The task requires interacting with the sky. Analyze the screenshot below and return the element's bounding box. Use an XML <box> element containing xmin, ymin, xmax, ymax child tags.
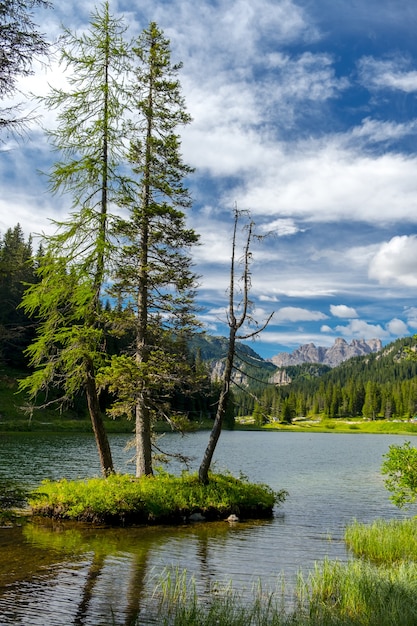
<box><xmin>2</xmin><ymin>0</ymin><xmax>417</xmax><ymax>360</ymax></box>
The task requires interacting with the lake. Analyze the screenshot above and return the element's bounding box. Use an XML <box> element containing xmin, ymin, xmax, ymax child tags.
<box><xmin>0</xmin><ymin>430</ymin><xmax>412</xmax><ymax>625</ymax></box>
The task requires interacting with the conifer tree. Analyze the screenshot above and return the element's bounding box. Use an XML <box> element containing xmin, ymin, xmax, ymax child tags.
<box><xmin>0</xmin><ymin>0</ymin><xmax>50</xmax><ymax>135</ymax></box>
<box><xmin>20</xmin><ymin>2</ymin><xmax>131</xmax><ymax>475</ymax></box>
<box><xmin>0</xmin><ymin>224</ymin><xmax>36</xmax><ymax>365</ymax></box>
<box><xmin>100</xmin><ymin>22</ymin><xmax>199</xmax><ymax>477</ymax></box>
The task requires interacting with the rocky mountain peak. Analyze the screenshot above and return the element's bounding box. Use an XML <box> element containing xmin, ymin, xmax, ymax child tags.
<box><xmin>270</xmin><ymin>338</ymin><xmax>382</xmax><ymax>368</ymax></box>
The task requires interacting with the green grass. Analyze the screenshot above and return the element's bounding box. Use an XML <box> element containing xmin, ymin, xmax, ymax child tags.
<box><xmin>260</xmin><ymin>417</ymin><xmax>417</xmax><ymax>435</ymax></box>
<box><xmin>302</xmin><ymin>558</ymin><xmax>417</xmax><ymax>626</ymax></box>
<box><xmin>147</xmin><ymin>559</ymin><xmax>417</xmax><ymax>626</ymax></box>
<box><xmin>345</xmin><ymin>518</ymin><xmax>417</xmax><ymax>564</ymax></box>
<box><xmin>29</xmin><ymin>471</ymin><xmax>286</xmax><ymax>525</ymax></box>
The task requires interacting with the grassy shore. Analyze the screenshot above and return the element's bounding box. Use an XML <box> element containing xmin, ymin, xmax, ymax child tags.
<box><xmin>238</xmin><ymin>416</ymin><xmax>417</xmax><ymax>436</ymax></box>
<box><xmin>145</xmin><ymin>557</ymin><xmax>417</xmax><ymax>626</ymax></box>
<box><xmin>345</xmin><ymin>517</ymin><xmax>417</xmax><ymax>564</ymax></box>
<box><xmin>3</xmin><ymin>414</ymin><xmax>417</xmax><ymax>435</ymax></box>
<box><xmin>144</xmin><ymin>516</ymin><xmax>417</xmax><ymax>625</ymax></box>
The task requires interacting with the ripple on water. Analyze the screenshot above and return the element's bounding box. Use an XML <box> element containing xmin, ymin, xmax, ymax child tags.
<box><xmin>0</xmin><ymin>431</ymin><xmax>412</xmax><ymax>625</ymax></box>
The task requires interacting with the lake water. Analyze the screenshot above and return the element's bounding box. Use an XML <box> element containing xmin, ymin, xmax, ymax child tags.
<box><xmin>0</xmin><ymin>430</ymin><xmax>413</xmax><ymax>625</ymax></box>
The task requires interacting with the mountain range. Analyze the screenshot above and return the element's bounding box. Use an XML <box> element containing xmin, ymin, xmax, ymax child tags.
<box><xmin>190</xmin><ymin>335</ymin><xmax>384</xmax><ymax>383</ymax></box>
<box><xmin>269</xmin><ymin>338</ymin><xmax>383</xmax><ymax>369</ymax></box>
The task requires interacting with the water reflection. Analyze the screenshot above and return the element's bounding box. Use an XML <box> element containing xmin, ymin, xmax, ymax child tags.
<box><xmin>0</xmin><ymin>518</ymin><xmax>275</xmax><ymax>625</ymax></box>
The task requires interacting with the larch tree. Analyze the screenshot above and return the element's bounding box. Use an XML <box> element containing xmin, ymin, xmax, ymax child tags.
<box><xmin>0</xmin><ymin>0</ymin><xmax>50</xmax><ymax>136</ymax></box>
<box><xmin>20</xmin><ymin>1</ymin><xmax>132</xmax><ymax>476</ymax></box>
<box><xmin>199</xmin><ymin>209</ymin><xmax>273</xmax><ymax>484</ymax></box>
<box><xmin>100</xmin><ymin>22</ymin><xmax>199</xmax><ymax>477</ymax></box>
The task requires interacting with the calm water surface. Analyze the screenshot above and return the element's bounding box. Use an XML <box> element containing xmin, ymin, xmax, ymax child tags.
<box><xmin>0</xmin><ymin>430</ymin><xmax>412</xmax><ymax>625</ymax></box>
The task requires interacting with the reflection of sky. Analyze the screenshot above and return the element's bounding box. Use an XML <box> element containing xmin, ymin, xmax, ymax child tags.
<box><xmin>3</xmin><ymin>0</ymin><xmax>417</xmax><ymax>358</ymax></box>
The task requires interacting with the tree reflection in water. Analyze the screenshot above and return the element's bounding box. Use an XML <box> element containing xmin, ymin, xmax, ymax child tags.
<box><xmin>0</xmin><ymin>518</ymin><xmax>261</xmax><ymax>625</ymax></box>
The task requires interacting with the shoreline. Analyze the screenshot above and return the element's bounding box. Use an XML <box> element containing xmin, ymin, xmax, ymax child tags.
<box><xmin>2</xmin><ymin>417</ymin><xmax>417</xmax><ymax>436</ymax></box>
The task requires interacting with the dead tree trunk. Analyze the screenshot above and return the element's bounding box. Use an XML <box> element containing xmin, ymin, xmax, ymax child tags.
<box><xmin>198</xmin><ymin>209</ymin><xmax>273</xmax><ymax>484</ymax></box>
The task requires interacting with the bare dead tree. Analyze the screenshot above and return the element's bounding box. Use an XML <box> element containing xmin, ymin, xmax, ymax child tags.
<box><xmin>198</xmin><ymin>208</ymin><xmax>274</xmax><ymax>484</ymax></box>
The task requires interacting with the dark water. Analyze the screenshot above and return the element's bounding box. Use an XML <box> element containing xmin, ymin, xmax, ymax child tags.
<box><xmin>0</xmin><ymin>431</ymin><xmax>412</xmax><ymax>625</ymax></box>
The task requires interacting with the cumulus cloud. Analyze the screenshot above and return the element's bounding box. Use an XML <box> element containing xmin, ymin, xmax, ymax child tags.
<box><xmin>330</xmin><ymin>304</ymin><xmax>359</xmax><ymax>318</ymax></box>
<box><xmin>335</xmin><ymin>319</ymin><xmax>390</xmax><ymax>339</ymax></box>
<box><xmin>368</xmin><ymin>235</ymin><xmax>417</xmax><ymax>286</ymax></box>
<box><xmin>320</xmin><ymin>325</ymin><xmax>334</xmax><ymax>333</ymax></box>
<box><xmin>386</xmin><ymin>318</ymin><xmax>409</xmax><ymax>335</ymax></box>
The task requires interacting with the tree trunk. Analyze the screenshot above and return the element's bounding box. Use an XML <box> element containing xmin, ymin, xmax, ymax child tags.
<box><xmin>135</xmin><ymin>388</ymin><xmax>153</xmax><ymax>476</ymax></box>
<box><xmin>85</xmin><ymin>361</ymin><xmax>114</xmax><ymax>476</ymax></box>
<box><xmin>199</xmin><ymin>334</ymin><xmax>235</xmax><ymax>484</ymax></box>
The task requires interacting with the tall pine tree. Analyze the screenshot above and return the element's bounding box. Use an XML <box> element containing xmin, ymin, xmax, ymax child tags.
<box><xmin>20</xmin><ymin>2</ymin><xmax>132</xmax><ymax>475</ymax></box>
<box><xmin>101</xmin><ymin>23</ymin><xmax>199</xmax><ymax>477</ymax></box>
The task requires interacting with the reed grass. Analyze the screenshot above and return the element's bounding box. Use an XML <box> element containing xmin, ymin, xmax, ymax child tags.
<box><xmin>153</xmin><ymin>568</ymin><xmax>287</xmax><ymax>626</ymax></box>
<box><xmin>304</xmin><ymin>558</ymin><xmax>417</xmax><ymax>626</ymax></box>
<box><xmin>345</xmin><ymin>517</ymin><xmax>417</xmax><ymax>564</ymax></box>
<box><xmin>149</xmin><ymin>559</ymin><xmax>417</xmax><ymax>626</ymax></box>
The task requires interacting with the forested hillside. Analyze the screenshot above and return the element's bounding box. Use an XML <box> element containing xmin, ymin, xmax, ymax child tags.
<box><xmin>235</xmin><ymin>336</ymin><xmax>417</xmax><ymax>422</ymax></box>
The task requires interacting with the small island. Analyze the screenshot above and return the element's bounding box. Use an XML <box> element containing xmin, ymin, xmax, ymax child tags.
<box><xmin>28</xmin><ymin>472</ymin><xmax>287</xmax><ymax>526</ymax></box>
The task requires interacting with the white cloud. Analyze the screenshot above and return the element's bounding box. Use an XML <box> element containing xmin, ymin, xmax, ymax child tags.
<box><xmin>258</xmin><ymin>218</ymin><xmax>302</xmax><ymax>236</ymax></box>
<box><xmin>275</xmin><ymin>307</ymin><xmax>328</xmax><ymax>322</ymax></box>
<box><xmin>386</xmin><ymin>318</ymin><xmax>409</xmax><ymax>335</ymax></box>
<box><xmin>263</xmin><ymin>51</ymin><xmax>349</xmax><ymax>107</ymax></box>
<box><xmin>259</xmin><ymin>295</ymin><xmax>280</xmax><ymax>302</ymax></box>
<box><xmin>349</xmin><ymin>118</ymin><xmax>417</xmax><ymax>145</ymax></box>
<box><xmin>404</xmin><ymin>307</ymin><xmax>417</xmax><ymax>329</ymax></box>
<box><xmin>253</xmin><ymin>330</ymin><xmax>336</xmax><ymax>348</ymax></box>
<box><xmin>369</xmin><ymin>235</ymin><xmax>417</xmax><ymax>287</ymax></box>
<box><xmin>330</xmin><ymin>304</ymin><xmax>359</xmax><ymax>318</ymax></box>
<box><xmin>335</xmin><ymin>319</ymin><xmax>390</xmax><ymax>339</ymax></box>
<box><xmin>229</xmin><ymin>143</ymin><xmax>417</xmax><ymax>225</ymax></box>
<box><xmin>358</xmin><ymin>56</ymin><xmax>417</xmax><ymax>93</ymax></box>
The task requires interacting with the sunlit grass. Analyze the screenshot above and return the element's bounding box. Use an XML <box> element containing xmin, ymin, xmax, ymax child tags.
<box><xmin>148</xmin><ymin>560</ymin><xmax>417</xmax><ymax>626</ymax></box>
<box><xmin>29</xmin><ymin>471</ymin><xmax>285</xmax><ymax>524</ymax></box>
<box><xmin>303</xmin><ymin>558</ymin><xmax>417</xmax><ymax>626</ymax></box>
<box><xmin>345</xmin><ymin>518</ymin><xmax>417</xmax><ymax>564</ymax></box>
<box><xmin>260</xmin><ymin>417</ymin><xmax>417</xmax><ymax>435</ymax></box>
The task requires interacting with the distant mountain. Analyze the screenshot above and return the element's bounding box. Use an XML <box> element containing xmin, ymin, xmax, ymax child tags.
<box><xmin>270</xmin><ymin>337</ymin><xmax>383</xmax><ymax>369</ymax></box>
<box><xmin>189</xmin><ymin>334</ymin><xmax>275</xmax><ymax>385</ymax></box>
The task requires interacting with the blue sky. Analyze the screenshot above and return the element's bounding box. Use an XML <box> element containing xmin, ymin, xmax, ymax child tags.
<box><xmin>2</xmin><ymin>0</ymin><xmax>417</xmax><ymax>359</ymax></box>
